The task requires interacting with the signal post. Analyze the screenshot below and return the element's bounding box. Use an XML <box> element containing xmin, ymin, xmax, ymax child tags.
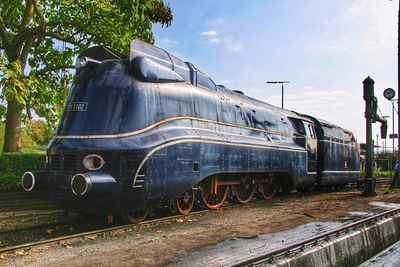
<box><xmin>363</xmin><ymin>77</ymin><xmax>388</xmax><ymax>196</ymax></box>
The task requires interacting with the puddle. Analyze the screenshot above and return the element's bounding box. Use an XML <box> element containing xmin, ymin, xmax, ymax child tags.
<box><xmin>361</xmin><ymin>240</ymin><xmax>400</xmax><ymax>266</ymax></box>
<box><xmin>341</xmin><ymin>211</ymin><xmax>376</xmax><ymax>221</ymax></box>
<box><xmin>369</xmin><ymin>202</ymin><xmax>400</xmax><ymax>209</ymax></box>
<box><xmin>348</xmin><ymin>211</ymin><xmax>371</xmax><ymax>216</ymax></box>
<box><xmin>169</xmin><ymin>221</ymin><xmax>342</xmax><ymax>267</ymax></box>
<box><xmin>237</xmin><ymin>235</ymin><xmax>258</xmax><ymax>240</ymax></box>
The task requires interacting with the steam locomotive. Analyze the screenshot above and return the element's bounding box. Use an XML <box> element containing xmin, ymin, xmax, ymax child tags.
<box><xmin>22</xmin><ymin>40</ymin><xmax>360</xmax><ymax>223</ymax></box>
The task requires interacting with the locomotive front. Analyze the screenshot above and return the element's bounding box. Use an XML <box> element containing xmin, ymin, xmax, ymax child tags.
<box><xmin>21</xmin><ymin>47</ymin><xmax>154</xmax><ymax>216</ymax></box>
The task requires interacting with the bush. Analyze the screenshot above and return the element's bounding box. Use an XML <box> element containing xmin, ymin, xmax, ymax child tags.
<box><xmin>0</xmin><ymin>121</ymin><xmax>4</xmax><ymax>151</ymax></box>
<box><xmin>0</xmin><ymin>152</ymin><xmax>46</xmax><ymax>191</ymax></box>
<box><xmin>360</xmin><ymin>169</ymin><xmax>393</xmax><ymax>178</ymax></box>
<box><xmin>373</xmin><ymin>170</ymin><xmax>393</xmax><ymax>178</ymax></box>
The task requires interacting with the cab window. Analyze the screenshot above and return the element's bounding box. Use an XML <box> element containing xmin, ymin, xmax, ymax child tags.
<box><xmin>304</xmin><ymin>123</ymin><xmax>317</xmax><ymax>139</ymax></box>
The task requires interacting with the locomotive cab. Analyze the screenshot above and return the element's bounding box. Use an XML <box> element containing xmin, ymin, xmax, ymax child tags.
<box><xmin>287</xmin><ymin>116</ymin><xmax>318</xmax><ymax>178</ymax></box>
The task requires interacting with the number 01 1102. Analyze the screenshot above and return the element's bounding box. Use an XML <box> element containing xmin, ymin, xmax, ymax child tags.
<box><xmin>68</xmin><ymin>102</ymin><xmax>88</xmax><ymax>112</ymax></box>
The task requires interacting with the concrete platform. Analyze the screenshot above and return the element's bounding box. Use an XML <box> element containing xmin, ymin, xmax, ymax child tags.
<box><xmin>171</xmin><ymin>203</ymin><xmax>400</xmax><ymax>267</ymax></box>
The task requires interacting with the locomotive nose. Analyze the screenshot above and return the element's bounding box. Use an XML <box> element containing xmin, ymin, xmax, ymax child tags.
<box><xmin>71</xmin><ymin>172</ymin><xmax>116</xmax><ymax>196</ymax></box>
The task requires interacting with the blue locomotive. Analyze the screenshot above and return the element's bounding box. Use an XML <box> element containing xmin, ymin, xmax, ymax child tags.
<box><xmin>22</xmin><ymin>40</ymin><xmax>360</xmax><ymax>223</ymax></box>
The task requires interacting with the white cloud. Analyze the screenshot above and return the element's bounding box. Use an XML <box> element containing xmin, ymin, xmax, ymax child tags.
<box><xmin>300</xmin><ymin>0</ymin><xmax>397</xmax><ymax>142</ymax></box>
<box><xmin>201</xmin><ymin>30</ymin><xmax>218</xmax><ymax>37</ymax></box>
<box><xmin>155</xmin><ymin>38</ymin><xmax>179</xmax><ymax>48</ymax></box>
<box><xmin>224</xmin><ymin>39</ymin><xmax>242</xmax><ymax>51</ymax></box>
<box><xmin>210</xmin><ymin>38</ymin><xmax>221</xmax><ymax>44</ymax></box>
<box><xmin>305</xmin><ymin>0</ymin><xmax>396</xmax><ymax>62</ymax></box>
<box><xmin>218</xmin><ymin>80</ymin><xmax>231</xmax><ymax>85</ymax></box>
<box><xmin>200</xmin><ymin>29</ymin><xmax>242</xmax><ymax>52</ymax></box>
<box><xmin>206</xmin><ymin>17</ymin><xmax>226</xmax><ymax>26</ymax></box>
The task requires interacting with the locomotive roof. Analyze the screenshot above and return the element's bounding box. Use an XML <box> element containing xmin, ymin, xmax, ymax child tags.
<box><xmin>79</xmin><ymin>45</ymin><xmax>127</xmax><ymax>61</ymax></box>
<box><xmin>129</xmin><ymin>40</ymin><xmax>291</xmax><ymax>115</ymax></box>
<box><xmin>309</xmin><ymin>117</ymin><xmax>355</xmax><ymax>141</ymax></box>
<box><xmin>79</xmin><ymin>40</ymin><xmax>355</xmax><ymax>142</ymax></box>
<box><xmin>130</xmin><ymin>39</ymin><xmax>217</xmax><ymax>90</ymax></box>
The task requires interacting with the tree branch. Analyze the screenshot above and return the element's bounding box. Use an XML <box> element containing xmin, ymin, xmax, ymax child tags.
<box><xmin>21</xmin><ymin>0</ymin><xmax>34</xmax><ymax>30</ymax></box>
<box><xmin>46</xmin><ymin>31</ymin><xmax>80</xmax><ymax>45</ymax></box>
<box><xmin>34</xmin><ymin>65</ymin><xmax>75</xmax><ymax>77</ymax></box>
<box><xmin>14</xmin><ymin>0</ymin><xmax>47</xmax><ymax>56</ymax></box>
<box><xmin>32</xmin><ymin>0</ymin><xmax>46</xmax><ymax>31</ymax></box>
<box><xmin>20</xmin><ymin>38</ymin><xmax>32</xmax><ymax>72</ymax></box>
<box><xmin>0</xmin><ymin>15</ymin><xmax>11</xmax><ymax>56</ymax></box>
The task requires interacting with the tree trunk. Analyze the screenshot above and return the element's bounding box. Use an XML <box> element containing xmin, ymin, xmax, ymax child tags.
<box><xmin>3</xmin><ymin>99</ymin><xmax>24</xmax><ymax>152</ymax></box>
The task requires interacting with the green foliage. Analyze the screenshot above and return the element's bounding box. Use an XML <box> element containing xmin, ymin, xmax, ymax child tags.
<box><xmin>373</xmin><ymin>170</ymin><xmax>393</xmax><ymax>178</ymax></box>
<box><xmin>0</xmin><ymin>58</ymin><xmax>40</xmax><ymax>105</ymax></box>
<box><xmin>26</xmin><ymin>120</ymin><xmax>53</xmax><ymax>146</ymax></box>
<box><xmin>375</xmin><ymin>153</ymin><xmax>396</xmax><ymax>160</ymax></box>
<box><xmin>0</xmin><ymin>119</ymin><xmax>52</xmax><ymax>150</ymax></box>
<box><xmin>360</xmin><ymin>169</ymin><xmax>393</xmax><ymax>178</ymax></box>
<box><xmin>0</xmin><ymin>104</ymin><xmax>5</xmax><ymax>121</ymax></box>
<box><xmin>0</xmin><ymin>152</ymin><xmax>45</xmax><ymax>191</ymax></box>
<box><xmin>19</xmin><ymin>120</ymin><xmax>53</xmax><ymax>149</ymax></box>
<box><xmin>0</xmin><ymin>121</ymin><xmax>4</xmax><ymax>151</ymax></box>
<box><xmin>0</xmin><ymin>0</ymin><xmax>173</xmax><ymax>151</ymax></box>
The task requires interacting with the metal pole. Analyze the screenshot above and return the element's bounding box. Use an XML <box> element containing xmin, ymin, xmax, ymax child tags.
<box><xmin>396</xmin><ymin>0</ymin><xmax>400</xmax><ymax>187</ymax></box>
<box><xmin>366</xmin><ymin>106</ymin><xmax>374</xmax><ymax>179</ymax></box>
<box><xmin>392</xmin><ymin>100</ymin><xmax>395</xmax><ymax>176</ymax></box>
<box><xmin>363</xmin><ymin>76</ymin><xmax>376</xmax><ymax>196</ymax></box>
<box><xmin>266</xmin><ymin>81</ymin><xmax>290</xmax><ymax>109</ymax></box>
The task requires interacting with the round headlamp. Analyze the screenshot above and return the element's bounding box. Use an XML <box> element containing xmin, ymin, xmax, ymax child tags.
<box><xmin>83</xmin><ymin>154</ymin><xmax>105</xmax><ymax>171</ymax></box>
<box><xmin>75</xmin><ymin>56</ymin><xmax>89</xmax><ymax>69</ymax></box>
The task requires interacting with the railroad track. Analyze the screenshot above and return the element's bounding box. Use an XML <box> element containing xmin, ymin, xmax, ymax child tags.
<box><xmin>0</xmin><ymin>190</ymin><xmax>304</xmax><ymax>253</ymax></box>
<box><xmin>0</xmin><ymin>186</ymin><xmax>320</xmax><ymax>251</ymax></box>
<box><xmin>0</xmin><ymin>183</ymin><xmax>392</xmax><ymax>254</ymax></box>
<box><xmin>374</xmin><ymin>177</ymin><xmax>393</xmax><ymax>185</ymax></box>
<box><xmin>231</xmin><ymin>207</ymin><xmax>400</xmax><ymax>267</ymax></box>
<box><xmin>0</xmin><ymin>206</ymin><xmax>216</xmax><ymax>255</ymax></box>
<box><xmin>0</xmin><ymin>188</ymin><xmax>363</xmax><ymax>254</ymax></box>
<box><xmin>0</xmin><ymin>192</ymin><xmax>56</xmax><ymax>212</ymax></box>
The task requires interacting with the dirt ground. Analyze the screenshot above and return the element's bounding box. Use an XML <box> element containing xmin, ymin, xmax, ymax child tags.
<box><xmin>1</xmin><ymin>188</ymin><xmax>400</xmax><ymax>267</ymax></box>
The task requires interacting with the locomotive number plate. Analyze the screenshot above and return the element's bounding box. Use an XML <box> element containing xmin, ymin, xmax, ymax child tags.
<box><xmin>68</xmin><ymin>102</ymin><xmax>88</xmax><ymax>112</ymax></box>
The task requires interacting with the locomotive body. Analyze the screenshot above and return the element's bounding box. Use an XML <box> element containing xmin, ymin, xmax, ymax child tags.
<box><xmin>22</xmin><ymin>40</ymin><xmax>360</xmax><ymax>219</ymax></box>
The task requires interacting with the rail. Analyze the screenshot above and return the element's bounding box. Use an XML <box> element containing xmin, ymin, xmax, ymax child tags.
<box><xmin>232</xmin><ymin>207</ymin><xmax>400</xmax><ymax>266</ymax></box>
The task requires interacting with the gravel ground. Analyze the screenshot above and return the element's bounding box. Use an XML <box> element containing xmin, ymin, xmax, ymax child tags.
<box><xmin>1</xmin><ymin>189</ymin><xmax>399</xmax><ymax>266</ymax></box>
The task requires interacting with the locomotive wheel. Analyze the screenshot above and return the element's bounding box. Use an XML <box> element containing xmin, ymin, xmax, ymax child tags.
<box><xmin>233</xmin><ymin>182</ymin><xmax>256</xmax><ymax>204</ymax></box>
<box><xmin>122</xmin><ymin>210</ymin><xmax>149</xmax><ymax>224</ymax></box>
<box><xmin>175</xmin><ymin>188</ymin><xmax>195</xmax><ymax>215</ymax></box>
<box><xmin>260</xmin><ymin>180</ymin><xmax>276</xmax><ymax>200</ymax></box>
<box><xmin>200</xmin><ymin>178</ymin><xmax>229</xmax><ymax>210</ymax></box>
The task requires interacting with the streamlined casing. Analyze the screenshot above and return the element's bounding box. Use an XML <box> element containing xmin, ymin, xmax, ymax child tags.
<box><xmin>24</xmin><ymin>40</ymin><xmax>360</xmax><ymax>215</ymax></box>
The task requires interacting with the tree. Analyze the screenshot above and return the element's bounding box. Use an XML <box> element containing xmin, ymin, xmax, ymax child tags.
<box><xmin>0</xmin><ymin>0</ymin><xmax>172</xmax><ymax>152</ymax></box>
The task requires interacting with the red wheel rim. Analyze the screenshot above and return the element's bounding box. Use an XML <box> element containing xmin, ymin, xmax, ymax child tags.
<box><xmin>200</xmin><ymin>179</ymin><xmax>229</xmax><ymax>210</ymax></box>
<box><xmin>233</xmin><ymin>183</ymin><xmax>256</xmax><ymax>204</ymax></box>
<box><xmin>260</xmin><ymin>182</ymin><xmax>276</xmax><ymax>200</ymax></box>
<box><xmin>175</xmin><ymin>188</ymin><xmax>195</xmax><ymax>215</ymax></box>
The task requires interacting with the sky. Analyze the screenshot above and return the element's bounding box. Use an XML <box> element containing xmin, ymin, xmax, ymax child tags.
<box><xmin>152</xmin><ymin>0</ymin><xmax>398</xmax><ymax>149</ymax></box>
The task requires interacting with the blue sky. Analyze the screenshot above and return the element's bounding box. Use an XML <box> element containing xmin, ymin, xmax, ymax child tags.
<box><xmin>153</xmin><ymin>0</ymin><xmax>398</xmax><ymax>148</ymax></box>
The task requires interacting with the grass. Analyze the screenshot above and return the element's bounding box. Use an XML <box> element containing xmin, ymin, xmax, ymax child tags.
<box><xmin>376</xmin><ymin>187</ymin><xmax>400</xmax><ymax>194</ymax></box>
